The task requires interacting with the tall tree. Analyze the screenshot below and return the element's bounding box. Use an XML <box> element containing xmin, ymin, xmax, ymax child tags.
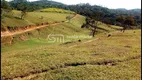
<box><xmin>12</xmin><ymin>0</ymin><xmax>28</xmax><ymax>19</ymax></box>
<box><xmin>1</xmin><ymin>0</ymin><xmax>12</xmax><ymax>21</ymax></box>
<box><xmin>116</xmin><ymin>16</ymin><xmax>135</xmax><ymax>32</ymax></box>
<box><xmin>124</xmin><ymin>16</ymin><xmax>135</xmax><ymax>26</ymax></box>
<box><xmin>66</xmin><ymin>16</ymin><xmax>72</xmax><ymax>22</ymax></box>
<box><xmin>116</xmin><ymin>16</ymin><xmax>125</xmax><ymax>24</ymax></box>
<box><xmin>90</xmin><ymin>11</ymin><xmax>104</xmax><ymax>37</ymax></box>
<box><xmin>1</xmin><ymin>0</ymin><xmax>11</xmax><ymax>10</ymax></box>
<box><xmin>81</xmin><ymin>11</ymin><xmax>104</xmax><ymax>37</ymax></box>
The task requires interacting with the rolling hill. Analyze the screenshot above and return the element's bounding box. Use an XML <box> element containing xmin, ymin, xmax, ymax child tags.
<box><xmin>1</xmin><ymin>5</ymin><xmax>141</xmax><ymax>80</ymax></box>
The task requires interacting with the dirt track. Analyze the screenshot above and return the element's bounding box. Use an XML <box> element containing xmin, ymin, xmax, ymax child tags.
<box><xmin>1</xmin><ymin>14</ymin><xmax>78</xmax><ymax>37</ymax></box>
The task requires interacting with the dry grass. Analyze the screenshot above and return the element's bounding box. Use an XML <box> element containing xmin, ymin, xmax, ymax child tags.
<box><xmin>2</xmin><ymin>30</ymin><xmax>141</xmax><ymax>80</ymax></box>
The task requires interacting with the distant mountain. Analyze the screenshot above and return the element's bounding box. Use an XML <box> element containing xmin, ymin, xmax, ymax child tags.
<box><xmin>110</xmin><ymin>8</ymin><xmax>141</xmax><ymax>16</ymax></box>
<box><xmin>131</xmin><ymin>9</ymin><xmax>141</xmax><ymax>12</ymax></box>
<box><xmin>112</xmin><ymin>8</ymin><xmax>141</xmax><ymax>12</ymax></box>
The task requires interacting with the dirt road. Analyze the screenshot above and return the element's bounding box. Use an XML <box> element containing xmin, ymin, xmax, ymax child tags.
<box><xmin>1</xmin><ymin>14</ymin><xmax>78</xmax><ymax>37</ymax></box>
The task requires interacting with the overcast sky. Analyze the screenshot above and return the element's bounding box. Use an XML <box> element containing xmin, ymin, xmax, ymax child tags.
<box><xmin>6</xmin><ymin>0</ymin><xmax>141</xmax><ymax>9</ymax></box>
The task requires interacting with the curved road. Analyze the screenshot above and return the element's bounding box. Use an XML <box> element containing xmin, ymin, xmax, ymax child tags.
<box><xmin>1</xmin><ymin>14</ymin><xmax>78</xmax><ymax>37</ymax></box>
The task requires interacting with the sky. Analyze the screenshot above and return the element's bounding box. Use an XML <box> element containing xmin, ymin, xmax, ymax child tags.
<box><xmin>6</xmin><ymin>0</ymin><xmax>141</xmax><ymax>9</ymax></box>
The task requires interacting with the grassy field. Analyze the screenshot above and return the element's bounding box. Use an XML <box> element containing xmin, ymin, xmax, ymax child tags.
<box><xmin>2</xmin><ymin>29</ymin><xmax>141</xmax><ymax>80</ymax></box>
<box><xmin>39</xmin><ymin>8</ymin><xmax>75</xmax><ymax>14</ymax></box>
<box><xmin>1</xmin><ymin>14</ymin><xmax>88</xmax><ymax>52</ymax></box>
<box><xmin>2</xmin><ymin>8</ymin><xmax>75</xmax><ymax>27</ymax></box>
<box><xmin>1</xmin><ymin>8</ymin><xmax>141</xmax><ymax>80</ymax></box>
<box><xmin>1</xmin><ymin>16</ymin><xmax>122</xmax><ymax>53</ymax></box>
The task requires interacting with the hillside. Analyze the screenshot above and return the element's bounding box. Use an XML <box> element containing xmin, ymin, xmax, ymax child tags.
<box><xmin>1</xmin><ymin>1</ymin><xmax>141</xmax><ymax>80</ymax></box>
<box><xmin>1</xmin><ymin>10</ymin><xmax>123</xmax><ymax>52</ymax></box>
<box><xmin>39</xmin><ymin>8</ymin><xmax>75</xmax><ymax>14</ymax></box>
<box><xmin>2</xmin><ymin>29</ymin><xmax>141</xmax><ymax>80</ymax></box>
<box><xmin>9</xmin><ymin>0</ymin><xmax>141</xmax><ymax>26</ymax></box>
<box><xmin>1</xmin><ymin>9</ymin><xmax>86</xmax><ymax>50</ymax></box>
<box><xmin>1</xmin><ymin>8</ymin><xmax>75</xmax><ymax>28</ymax></box>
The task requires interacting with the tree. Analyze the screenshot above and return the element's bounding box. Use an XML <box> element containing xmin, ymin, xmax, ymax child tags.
<box><xmin>116</xmin><ymin>16</ymin><xmax>135</xmax><ymax>32</ymax></box>
<box><xmin>116</xmin><ymin>16</ymin><xmax>126</xmax><ymax>32</ymax></box>
<box><xmin>1</xmin><ymin>0</ymin><xmax>10</xmax><ymax>9</ymax></box>
<box><xmin>102</xmin><ymin>17</ymin><xmax>112</xmax><ymax>27</ymax></box>
<box><xmin>124</xmin><ymin>16</ymin><xmax>135</xmax><ymax>26</ymax></box>
<box><xmin>13</xmin><ymin>0</ymin><xmax>28</xmax><ymax>19</ymax></box>
<box><xmin>89</xmin><ymin>11</ymin><xmax>104</xmax><ymax>37</ymax></box>
<box><xmin>18</xmin><ymin>4</ymin><xmax>27</xmax><ymax>19</ymax></box>
<box><xmin>1</xmin><ymin>0</ymin><xmax>12</xmax><ymax>21</ymax></box>
<box><xmin>66</xmin><ymin>16</ymin><xmax>72</xmax><ymax>22</ymax></box>
<box><xmin>1</xmin><ymin>0</ymin><xmax>11</xmax><ymax>11</ymax></box>
<box><xmin>21</xmin><ymin>9</ymin><xmax>27</xmax><ymax>19</ymax></box>
<box><xmin>81</xmin><ymin>11</ymin><xmax>104</xmax><ymax>37</ymax></box>
<box><xmin>81</xmin><ymin>17</ymin><xmax>98</xmax><ymax>37</ymax></box>
<box><xmin>116</xmin><ymin>16</ymin><xmax>125</xmax><ymax>24</ymax></box>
